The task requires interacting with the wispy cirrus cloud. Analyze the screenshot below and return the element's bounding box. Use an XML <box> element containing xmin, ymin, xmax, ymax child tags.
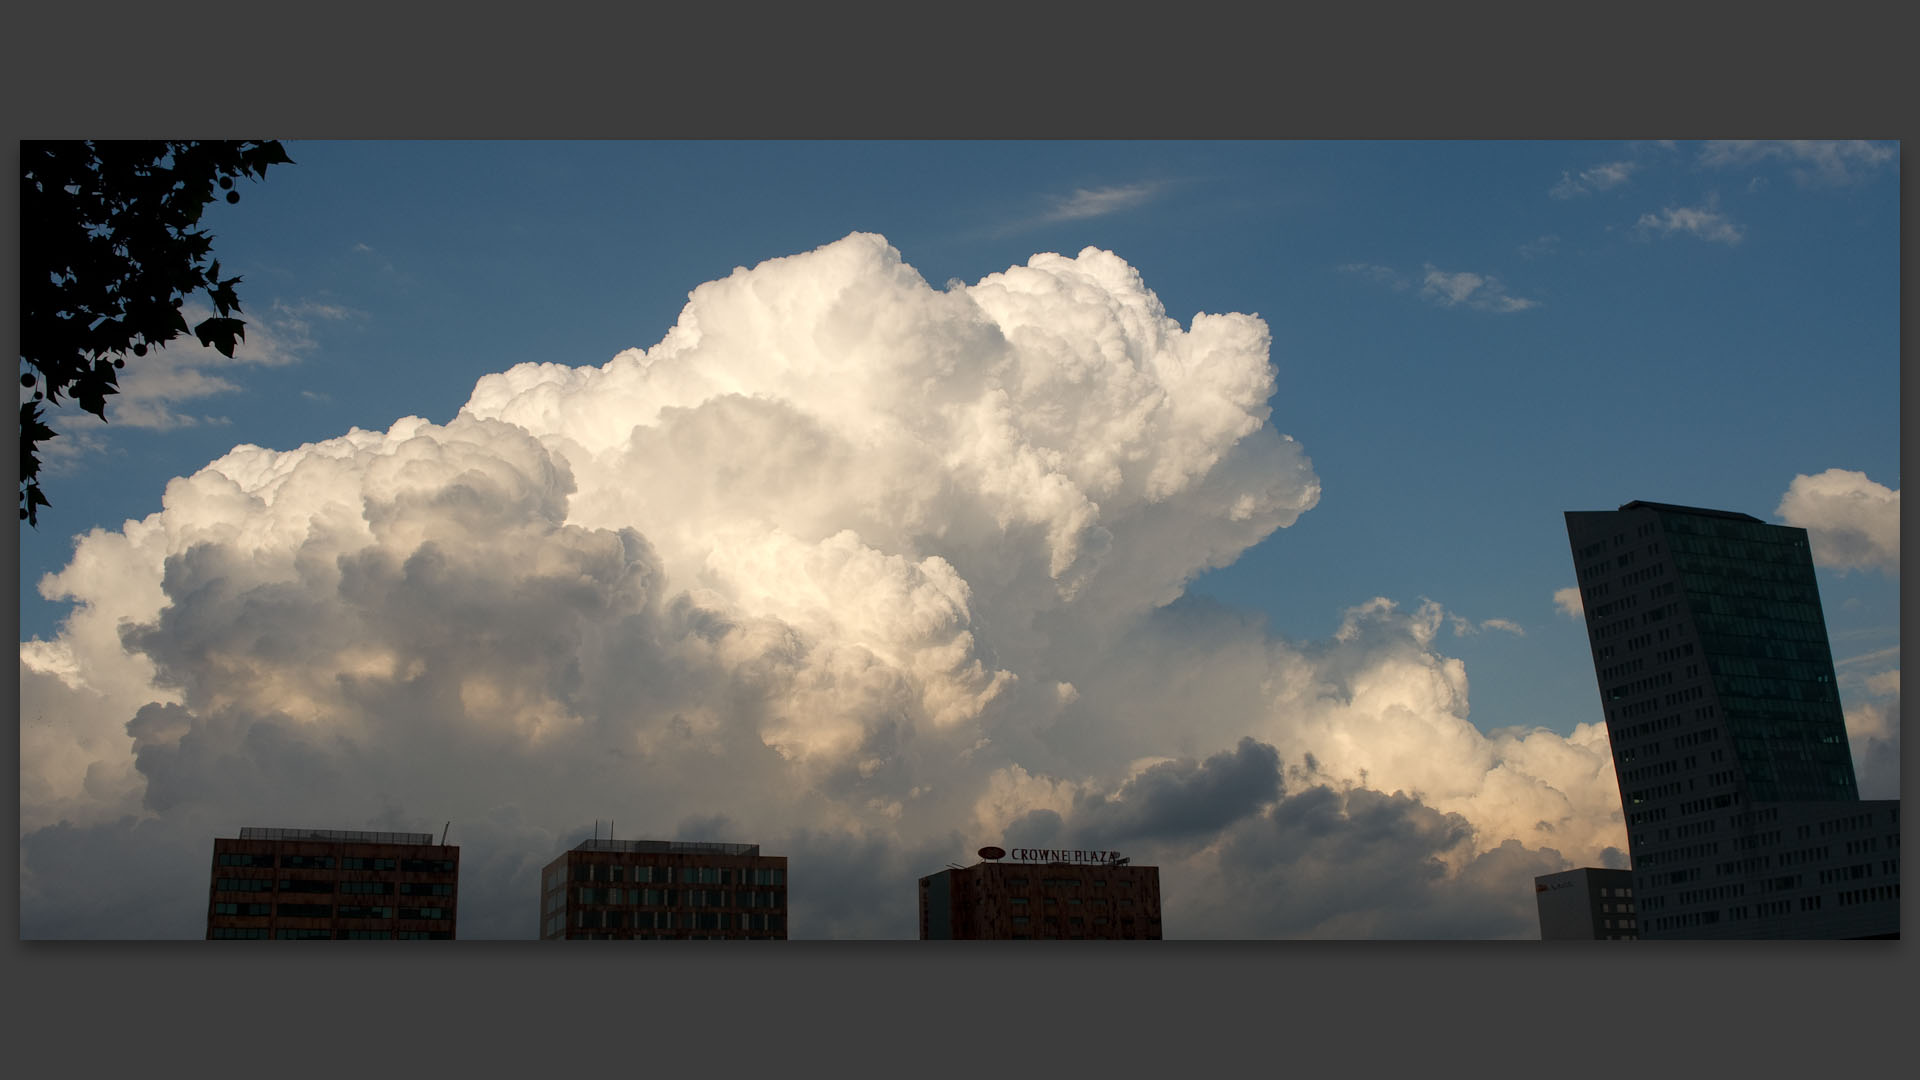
<box><xmin>1633</xmin><ymin>194</ymin><xmax>1744</xmax><ymax>246</ymax></box>
<box><xmin>1040</xmin><ymin>182</ymin><xmax>1166</xmax><ymax>223</ymax></box>
<box><xmin>1341</xmin><ymin>262</ymin><xmax>1538</xmax><ymax>313</ymax></box>
<box><xmin>1446</xmin><ymin>613</ymin><xmax>1526</xmax><ymax>637</ymax></box>
<box><xmin>32</xmin><ymin>298</ymin><xmax>365</xmax><ymax>470</ymax></box>
<box><xmin>1698</xmin><ymin>140</ymin><xmax>1897</xmax><ymax>186</ymax></box>
<box><xmin>107</xmin><ymin>299</ymin><xmax>363</xmax><ymax>431</ymax></box>
<box><xmin>1549</xmin><ymin>160</ymin><xmax>1638</xmax><ymax>199</ymax></box>
<box><xmin>1418</xmin><ymin>265</ymin><xmax>1538</xmax><ymax>313</ymax></box>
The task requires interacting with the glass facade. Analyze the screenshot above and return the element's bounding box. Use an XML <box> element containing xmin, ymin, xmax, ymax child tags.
<box><xmin>1654</xmin><ymin>509</ymin><xmax>1858</xmax><ymax>803</ymax></box>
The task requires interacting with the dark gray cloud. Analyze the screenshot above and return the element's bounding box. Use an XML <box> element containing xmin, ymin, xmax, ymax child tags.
<box><xmin>1066</xmin><ymin>737</ymin><xmax>1282</xmax><ymax>847</ymax></box>
<box><xmin>1185</xmin><ymin>783</ymin><xmax>1569</xmax><ymax>939</ymax></box>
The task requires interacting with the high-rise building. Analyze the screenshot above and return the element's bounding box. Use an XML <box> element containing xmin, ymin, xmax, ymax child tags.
<box><xmin>538</xmin><ymin>839</ymin><xmax>787</xmax><ymax>940</ymax></box>
<box><xmin>1535</xmin><ymin>867</ymin><xmax>1639</xmax><ymax>940</ymax></box>
<box><xmin>207</xmin><ymin>826</ymin><xmax>459</xmax><ymax>940</ymax></box>
<box><xmin>1565</xmin><ymin>501</ymin><xmax>1899</xmax><ymax>939</ymax></box>
<box><xmin>919</xmin><ymin>847</ymin><xmax>1162</xmax><ymax>939</ymax></box>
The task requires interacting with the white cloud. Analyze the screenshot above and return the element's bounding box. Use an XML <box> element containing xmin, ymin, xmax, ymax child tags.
<box><xmin>20</xmin><ymin>233</ymin><xmax>1629</xmax><ymax>939</ymax></box>
<box><xmin>1633</xmin><ymin>195</ymin><xmax>1744</xmax><ymax>246</ymax></box>
<box><xmin>1418</xmin><ymin>265</ymin><xmax>1539</xmax><ymax>312</ymax></box>
<box><xmin>1553</xmin><ymin>586</ymin><xmax>1584</xmax><ymax>619</ymax></box>
<box><xmin>1042</xmin><ymin>182</ymin><xmax>1164</xmax><ymax>222</ymax></box>
<box><xmin>1549</xmin><ymin>160</ymin><xmax>1638</xmax><ymax>199</ymax></box>
<box><xmin>1776</xmin><ymin>468</ymin><xmax>1899</xmax><ymax>575</ymax></box>
<box><xmin>1698</xmin><ymin>140</ymin><xmax>1897</xmax><ymax>186</ymax></box>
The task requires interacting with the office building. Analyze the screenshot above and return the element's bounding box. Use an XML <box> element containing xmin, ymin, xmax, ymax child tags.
<box><xmin>207</xmin><ymin>826</ymin><xmax>458</xmax><ymax>940</ymax></box>
<box><xmin>920</xmin><ymin>847</ymin><xmax>1162</xmax><ymax>939</ymax></box>
<box><xmin>1535</xmin><ymin>867</ymin><xmax>1638</xmax><ymax>940</ymax></box>
<box><xmin>1566</xmin><ymin>501</ymin><xmax>1899</xmax><ymax>938</ymax></box>
<box><xmin>538</xmin><ymin>838</ymin><xmax>787</xmax><ymax>940</ymax></box>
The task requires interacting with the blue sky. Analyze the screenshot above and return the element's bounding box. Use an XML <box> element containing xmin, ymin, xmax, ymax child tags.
<box><xmin>23</xmin><ymin>140</ymin><xmax>1898</xmax><ymax>726</ymax></box>
<box><xmin>18</xmin><ymin>141</ymin><xmax>1900</xmax><ymax>938</ymax></box>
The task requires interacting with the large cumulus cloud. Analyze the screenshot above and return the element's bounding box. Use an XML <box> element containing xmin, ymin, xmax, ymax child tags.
<box><xmin>21</xmin><ymin>233</ymin><xmax>1624</xmax><ymax>938</ymax></box>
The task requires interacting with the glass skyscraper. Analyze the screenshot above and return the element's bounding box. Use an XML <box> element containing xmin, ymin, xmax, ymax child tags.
<box><xmin>1566</xmin><ymin>502</ymin><xmax>1898</xmax><ymax>939</ymax></box>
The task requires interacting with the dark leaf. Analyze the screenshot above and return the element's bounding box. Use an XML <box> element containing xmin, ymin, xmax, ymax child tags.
<box><xmin>194</xmin><ymin>316</ymin><xmax>247</xmax><ymax>358</ymax></box>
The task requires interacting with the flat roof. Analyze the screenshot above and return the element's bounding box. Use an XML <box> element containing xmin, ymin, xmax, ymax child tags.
<box><xmin>1615</xmin><ymin>500</ymin><xmax>1764</xmax><ymax>523</ymax></box>
<box><xmin>570</xmin><ymin>839</ymin><xmax>763</xmax><ymax>857</ymax></box>
<box><xmin>236</xmin><ymin>827</ymin><xmax>439</xmax><ymax>845</ymax></box>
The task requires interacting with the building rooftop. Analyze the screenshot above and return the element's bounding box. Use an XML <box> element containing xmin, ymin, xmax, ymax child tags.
<box><xmin>1614</xmin><ymin>500</ymin><xmax>1764</xmax><ymax>523</ymax></box>
<box><xmin>570</xmin><ymin>839</ymin><xmax>762</xmax><ymax>857</ymax></box>
<box><xmin>236</xmin><ymin>826</ymin><xmax>440</xmax><ymax>845</ymax></box>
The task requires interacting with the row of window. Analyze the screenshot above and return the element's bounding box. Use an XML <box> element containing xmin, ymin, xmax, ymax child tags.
<box><xmin>572</xmin><ymin>910</ymin><xmax>785</xmax><ymax>932</ymax></box>
<box><xmin>1816</xmin><ymin>863</ymin><xmax>1880</xmax><ymax>885</ymax></box>
<box><xmin>573</xmin><ymin>888</ymin><xmax>784</xmax><ymax>908</ymax></box>
<box><xmin>568</xmin><ymin>864</ymin><xmax>785</xmax><ymax>886</ymax></box>
<box><xmin>1836</xmin><ymin>884</ymin><xmax>1899</xmax><ymax>906</ymax></box>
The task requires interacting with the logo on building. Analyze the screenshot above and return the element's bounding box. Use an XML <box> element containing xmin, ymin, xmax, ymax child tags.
<box><xmin>1006</xmin><ymin>848</ymin><xmax>1126</xmax><ymax>865</ymax></box>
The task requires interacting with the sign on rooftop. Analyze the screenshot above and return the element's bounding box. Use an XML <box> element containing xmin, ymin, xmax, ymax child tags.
<box><xmin>1007</xmin><ymin>848</ymin><xmax>1126</xmax><ymax>865</ymax></box>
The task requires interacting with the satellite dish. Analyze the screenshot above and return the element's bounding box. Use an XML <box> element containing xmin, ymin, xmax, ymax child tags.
<box><xmin>978</xmin><ymin>846</ymin><xmax>1006</xmax><ymax>861</ymax></box>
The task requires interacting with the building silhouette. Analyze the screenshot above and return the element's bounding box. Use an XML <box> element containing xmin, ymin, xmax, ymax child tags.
<box><xmin>207</xmin><ymin>826</ymin><xmax>458</xmax><ymax>940</ymax></box>
<box><xmin>1535</xmin><ymin>867</ymin><xmax>1638</xmax><ymax>940</ymax></box>
<box><xmin>920</xmin><ymin>848</ymin><xmax>1162</xmax><ymax>939</ymax></box>
<box><xmin>538</xmin><ymin>838</ymin><xmax>787</xmax><ymax>940</ymax></box>
<box><xmin>1565</xmin><ymin>501</ymin><xmax>1899</xmax><ymax>938</ymax></box>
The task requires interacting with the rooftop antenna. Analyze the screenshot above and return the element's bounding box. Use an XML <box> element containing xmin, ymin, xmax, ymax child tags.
<box><xmin>594</xmin><ymin>820</ymin><xmax>600</xmax><ymax>842</ymax></box>
<box><xmin>610</xmin><ymin>819</ymin><xmax>614</xmax><ymax>842</ymax></box>
<box><xmin>441</xmin><ymin>821</ymin><xmax>451</xmax><ymax>845</ymax></box>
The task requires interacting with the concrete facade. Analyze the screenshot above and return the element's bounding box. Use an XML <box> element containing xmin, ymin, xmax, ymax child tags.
<box><xmin>1535</xmin><ymin>867</ymin><xmax>1638</xmax><ymax>940</ymax></box>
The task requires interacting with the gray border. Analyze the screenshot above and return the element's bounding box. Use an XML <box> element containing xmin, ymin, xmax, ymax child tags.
<box><xmin>6</xmin><ymin>4</ymin><xmax>1910</xmax><ymax>1073</ymax></box>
